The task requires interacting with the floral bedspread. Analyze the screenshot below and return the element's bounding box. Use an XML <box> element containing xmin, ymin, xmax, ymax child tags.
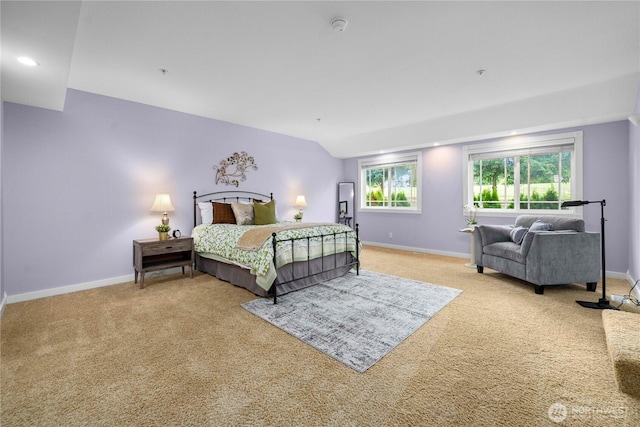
<box><xmin>191</xmin><ymin>222</ymin><xmax>360</xmax><ymax>290</ymax></box>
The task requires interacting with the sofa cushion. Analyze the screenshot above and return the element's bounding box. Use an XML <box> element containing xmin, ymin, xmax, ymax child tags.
<box><xmin>509</xmin><ymin>226</ymin><xmax>528</xmax><ymax>244</ymax></box>
<box><xmin>483</xmin><ymin>241</ymin><xmax>526</xmax><ymax>264</ymax></box>
<box><xmin>529</xmin><ymin>220</ymin><xmax>553</xmax><ymax>232</ymax></box>
<box><xmin>515</xmin><ymin>215</ymin><xmax>584</xmax><ymax>232</ymax></box>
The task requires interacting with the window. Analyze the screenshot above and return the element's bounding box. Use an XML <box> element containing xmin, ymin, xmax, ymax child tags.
<box><xmin>462</xmin><ymin>132</ymin><xmax>583</xmax><ymax>216</ymax></box>
<box><xmin>359</xmin><ymin>152</ymin><xmax>422</xmax><ymax>213</ymax></box>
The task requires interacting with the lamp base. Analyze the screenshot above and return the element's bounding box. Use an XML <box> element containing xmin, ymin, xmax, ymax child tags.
<box><xmin>576</xmin><ymin>298</ymin><xmax>619</xmax><ymax>310</ymax></box>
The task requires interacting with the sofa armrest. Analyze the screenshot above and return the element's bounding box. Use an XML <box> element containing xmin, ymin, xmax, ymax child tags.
<box><xmin>474</xmin><ymin>225</ymin><xmax>512</xmax><ymax>266</ymax></box>
<box><xmin>476</xmin><ymin>224</ymin><xmax>512</xmax><ymax>246</ymax></box>
<box><xmin>525</xmin><ymin>231</ymin><xmax>601</xmax><ymax>285</ymax></box>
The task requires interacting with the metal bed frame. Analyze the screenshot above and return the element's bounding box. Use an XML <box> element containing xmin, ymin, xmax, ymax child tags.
<box><xmin>193</xmin><ymin>191</ymin><xmax>360</xmax><ymax>303</ymax></box>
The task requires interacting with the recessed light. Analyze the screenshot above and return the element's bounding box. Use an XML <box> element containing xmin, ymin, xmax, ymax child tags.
<box><xmin>17</xmin><ymin>56</ymin><xmax>38</xmax><ymax>66</ymax></box>
<box><xmin>433</xmin><ymin>143</ymin><xmax>440</xmax><ymax>146</ymax></box>
<box><xmin>510</xmin><ymin>131</ymin><xmax>519</xmax><ymax>136</ymax></box>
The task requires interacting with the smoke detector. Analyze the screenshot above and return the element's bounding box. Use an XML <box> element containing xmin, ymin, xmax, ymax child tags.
<box><xmin>331</xmin><ymin>18</ymin><xmax>348</xmax><ymax>32</ymax></box>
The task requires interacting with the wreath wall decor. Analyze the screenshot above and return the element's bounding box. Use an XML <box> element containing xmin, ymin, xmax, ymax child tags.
<box><xmin>213</xmin><ymin>151</ymin><xmax>258</xmax><ymax>187</ymax></box>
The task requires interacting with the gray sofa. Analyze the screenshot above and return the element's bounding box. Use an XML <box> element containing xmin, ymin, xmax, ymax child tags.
<box><xmin>474</xmin><ymin>215</ymin><xmax>601</xmax><ymax>294</ymax></box>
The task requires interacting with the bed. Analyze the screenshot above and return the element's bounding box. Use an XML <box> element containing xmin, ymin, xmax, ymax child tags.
<box><xmin>192</xmin><ymin>191</ymin><xmax>360</xmax><ymax>303</ymax></box>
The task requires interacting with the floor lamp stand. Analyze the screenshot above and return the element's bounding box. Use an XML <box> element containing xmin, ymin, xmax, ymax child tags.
<box><xmin>566</xmin><ymin>200</ymin><xmax>618</xmax><ymax>310</ymax></box>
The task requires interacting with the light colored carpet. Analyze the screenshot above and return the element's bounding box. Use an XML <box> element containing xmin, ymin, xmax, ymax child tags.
<box><xmin>2</xmin><ymin>246</ymin><xmax>640</xmax><ymax>426</ymax></box>
<box><xmin>242</xmin><ymin>269</ymin><xmax>462</xmax><ymax>372</ymax></box>
<box><xmin>602</xmin><ymin>310</ymin><xmax>640</xmax><ymax>397</ymax></box>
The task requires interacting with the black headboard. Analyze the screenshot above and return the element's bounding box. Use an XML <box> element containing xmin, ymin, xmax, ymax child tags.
<box><xmin>193</xmin><ymin>190</ymin><xmax>273</xmax><ymax>227</ymax></box>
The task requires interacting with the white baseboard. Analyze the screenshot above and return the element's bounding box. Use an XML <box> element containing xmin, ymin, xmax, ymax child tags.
<box><xmin>6</xmin><ymin>274</ymin><xmax>135</xmax><ymax>304</ymax></box>
<box><xmin>625</xmin><ymin>271</ymin><xmax>640</xmax><ymax>300</ymax></box>
<box><xmin>361</xmin><ymin>241</ymin><xmax>469</xmax><ymax>260</ymax></box>
<box><xmin>0</xmin><ymin>292</ymin><xmax>7</xmax><ymax>317</ymax></box>
<box><xmin>5</xmin><ymin>267</ymin><xmax>188</xmax><ymax>304</ymax></box>
<box><xmin>2</xmin><ymin>253</ymin><xmax>634</xmax><ymax>306</ymax></box>
<box><xmin>362</xmin><ymin>241</ymin><xmax>629</xmax><ymax>279</ymax></box>
<box><xmin>607</xmin><ymin>271</ymin><xmax>629</xmax><ymax>280</ymax></box>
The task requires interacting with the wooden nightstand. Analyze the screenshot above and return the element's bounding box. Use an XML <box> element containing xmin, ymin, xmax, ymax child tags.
<box><xmin>133</xmin><ymin>237</ymin><xmax>194</xmax><ymax>288</ymax></box>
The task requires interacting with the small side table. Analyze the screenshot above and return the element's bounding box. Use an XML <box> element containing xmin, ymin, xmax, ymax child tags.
<box><xmin>458</xmin><ymin>226</ymin><xmax>476</xmax><ymax>268</ymax></box>
<box><xmin>133</xmin><ymin>237</ymin><xmax>194</xmax><ymax>288</ymax></box>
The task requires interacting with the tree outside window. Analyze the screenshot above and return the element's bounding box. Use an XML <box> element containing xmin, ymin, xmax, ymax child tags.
<box><xmin>359</xmin><ymin>152</ymin><xmax>421</xmax><ymax>212</ymax></box>
<box><xmin>464</xmin><ymin>132</ymin><xmax>582</xmax><ymax>215</ymax></box>
<box><xmin>473</xmin><ymin>152</ymin><xmax>571</xmax><ymax>210</ymax></box>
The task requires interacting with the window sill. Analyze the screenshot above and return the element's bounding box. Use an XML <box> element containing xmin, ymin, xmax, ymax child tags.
<box><xmin>359</xmin><ymin>208</ymin><xmax>422</xmax><ymax>214</ymax></box>
<box><xmin>473</xmin><ymin>209</ymin><xmax>583</xmax><ymax>219</ymax></box>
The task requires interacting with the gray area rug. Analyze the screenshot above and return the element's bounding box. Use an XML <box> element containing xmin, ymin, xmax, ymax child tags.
<box><xmin>241</xmin><ymin>270</ymin><xmax>462</xmax><ymax>372</ymax></box>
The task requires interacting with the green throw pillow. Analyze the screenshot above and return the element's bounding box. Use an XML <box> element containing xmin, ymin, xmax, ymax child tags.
<box><xmin>254</xmin><ymin>199</ymin><xmax>277</xmax><ymax>225</ymax></box>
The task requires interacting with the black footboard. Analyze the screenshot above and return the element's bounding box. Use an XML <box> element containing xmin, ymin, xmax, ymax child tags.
<box><xmin>193</xmin><ymin>190</ymin><xmax>360</xmax><ymax>304</ymax></box>
<box><xmin>269</xmin><ymin>224</ymin><xmax>360</xmax><ymax>304</ymax></box>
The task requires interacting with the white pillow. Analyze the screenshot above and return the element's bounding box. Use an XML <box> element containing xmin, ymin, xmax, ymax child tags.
<box><xmin>198</xmin><ymin>202</ymin><xmax>213</xmax><ymax>225</ymax></box>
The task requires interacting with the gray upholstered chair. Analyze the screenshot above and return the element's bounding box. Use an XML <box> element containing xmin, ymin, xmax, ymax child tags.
<box><xmin>473</xmin><ymin>215</ymin><xmax>601</xmax><ymax>294</ymax></box>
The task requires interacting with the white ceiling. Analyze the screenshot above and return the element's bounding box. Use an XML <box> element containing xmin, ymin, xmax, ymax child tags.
<box><xmin>2</xmin><ymin>1</ymin><xmax>639</xmax><ymax>158</ymax></box>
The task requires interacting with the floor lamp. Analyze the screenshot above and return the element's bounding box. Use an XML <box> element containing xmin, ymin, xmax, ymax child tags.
<box><xmin>561</xmin><ymin>199</ymin><xmax>618</xmax><ymax>310</ymax></box>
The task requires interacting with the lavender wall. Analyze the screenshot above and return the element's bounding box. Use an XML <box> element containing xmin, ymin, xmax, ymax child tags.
<box><xmin>629</xmin><ymin>84</ymin><xmax>640</xmax><ymax>285</ymax></box>
<box><xmin>0</xmin><ymin>6</ymin><xmax>3</xmax><ymax>308</ymax></box>
<box><xmin>2</xmin><ymin>89</ymin><xmax>342</xmax><ymax>296</ymax></box>
<box><xmin>345</xmin><ymin>121</ymin><xmax>631</xmax><ymax>275</ymax></box>
<box><xmin>1</xmin><ymin>98</ymin><xmax>4</xmax><ymax>303</ymax></box>
<box><xmin>2</xmin><ymin>88</ymin><xmax>635</xmax><ymax>299</ymax></box>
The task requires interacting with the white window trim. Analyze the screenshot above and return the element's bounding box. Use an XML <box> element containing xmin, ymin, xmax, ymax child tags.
<box><xmin>358</xmin><ymin>151</ymin><xmax>422</xmax><ymax>214</ymax></box>
<box><xmin>462</xmin><ymin>131</ymin><xmax>583</xmax><ymax>218</ymax></box>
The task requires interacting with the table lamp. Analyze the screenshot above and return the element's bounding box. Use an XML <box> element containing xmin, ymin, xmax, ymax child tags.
<box><xmin>150</xmin><ymin>193</ymin><xmax>175</xmax><ymax>225</ymax></box>
<box><xmin>295</xmin><ymin>195</ymin><xmax>307</xmax><ymax>221</ymax></box>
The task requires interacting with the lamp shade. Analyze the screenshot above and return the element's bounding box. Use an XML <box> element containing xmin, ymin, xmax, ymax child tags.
<box><xmin>150</xmin><ymin>193</ymin><xmax>175</xmax><ymax>212</ymax></box>
<box><xmin>295</xmin><ymin>195</ymin><xmax>307</xmax><ymax>208</ymax></box>
<box><xmin>561</xmin><ymin>200</ymin><xmax>589</xmax><ymax>207</ymax></box>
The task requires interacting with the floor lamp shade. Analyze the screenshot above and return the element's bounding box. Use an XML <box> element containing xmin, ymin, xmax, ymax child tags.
<box><xmin>150</xmin><ymin>193</ymin><xmax>175</xmax><ymax>225</ymax></box>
